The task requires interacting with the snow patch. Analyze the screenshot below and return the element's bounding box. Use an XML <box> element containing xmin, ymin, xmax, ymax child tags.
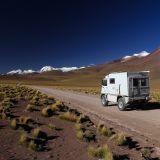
<box><xmin>122</xmin><ymin>51</ymin><xmax>150</xmax><ymax>60</ymax></box>
<box><xmin>40</xmin><ymin>66</ymin><xmax>58</xmax><ymax>72</ymax></box>
<box><xmin>7</xmin><ymin>69</ymin><xmax>23</xmax><ymax>75</ymax></box>
<box><xmin>7</xmin><ymin>69</ymin><xmax>36</xmax><ymax>75</ymax></box>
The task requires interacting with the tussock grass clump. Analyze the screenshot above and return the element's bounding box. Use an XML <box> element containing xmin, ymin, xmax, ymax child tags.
<box><xmin>32</xmin><ymin>128</ymin><xmax>47</xmax><ymax>140</ymax></box>
<box><xmin>88</xmin><ymin>145</ymin><xmax>113</xmax><ymax>160</ymax></box>
<box><xmin>18</xmin><ymin>116</ymin><xmax>33</xmax><ymax>125</ymax></box>
<box><xmin>141</xmin><ymin>147</ymin><xmax>152</xmax><ymax>159</ymax></box>
<box><xmin>41</xmin><ymin>107</ymin><xmax>53</xmax><ymax>117</ymax></box>
<box><xmin>77</xmin><ymin>114</ymin><xmax>91</xmax><ymax>124</ymax></box>
<box><xmin>26</xmin><ymin>104</ymin><xmax>34</xmax><ymax>111</ymax></box>
<box><xmin>151</xmin><ymin>91</ymin><xmax>160</xmax><ymax>102</ymax></box>
<box><xmin>75</xmin><ymin>123</ymin><xmax>82</xmax><ymax>131</ymax></box>
<box><xmin>51</xmin><ymin>103</ymin><xmax>57</xmax><ymax>111</ymax></box>
<box><xmin>10</xmin><ymin>119</ymin><xmax>18</xmax><ymax>130</ymax></box>
<box><xmin>59</xmin><ymin>112</ymin><xmax>78</xmax><ymax>122</ymax></box>
<box><xmin>111</xmin><ymin>132</ymin><xmax>126</xmax><ymax>146</ymax></box>
<box><xmin>28</xmin><ymin>140</ymin><xmax>38</xmax><ymax>151</ymax></box>
<box><xmin>19</xmin><ymin>133</ymin><xmax>30</xmax><ymax>146</ymax></box>
<box><xmin>76</xmin><ymin>129</ymin><xmax>85</xmax><ymax>140</ymax></box>
<box><xmin>0</xmin><ymin>112</ymin><xmax>7</xmax><ymax>119</ymax></box>
<box><xmin>55</xmin><ymin>100</ymin><xmax>67</xmax><ymax>112</ymax></box>
<box><xmin>48</xmin><ymin>123</ymin><xmax>56</xmax><ymax>130</ymax></box>
<box><xmin>19</xmin><ymin>132</ymin><xmax>44</xmax><ymax>151</ymax></box>
<box><xmin>97</xmin><ymin>123</ymin><xmax>112</xmax><ymax>137</ymax></box>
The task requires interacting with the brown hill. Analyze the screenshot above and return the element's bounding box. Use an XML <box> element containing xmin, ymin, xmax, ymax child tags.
<box><xmin>0</xmin><ymin>48</ymin><xmax>160</xmax><ymax>89</ymax></box>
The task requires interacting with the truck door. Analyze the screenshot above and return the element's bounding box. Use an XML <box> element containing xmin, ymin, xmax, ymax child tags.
<box><xmin>101</xmin><ymin>79</ymin><xmax>108</xmax><ymax>94</ymax></box>
<box><xmin>107</xmin><ymin>78</ymin><xmax>118</xmax><ymax>103</ymax></box>
<box><xmin>130</xmin><ymin>78</ymin><xmax>140</xmax><ymax>97</ymax></box>
<box><xmin>130</xmin><ymin>78</ymin><xmax>149</xmax><ymax>97</ymax></box>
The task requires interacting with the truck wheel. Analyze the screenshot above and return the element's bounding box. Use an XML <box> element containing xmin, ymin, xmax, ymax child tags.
<box><xmin>117</xmin><ymin>98</ymin><xmax>126</xmax><ymax>111</ymax></box>
<box><xmin>101</xmin><ymin>95</ymin><xmax>108</xmax><ymax>106</ymax></box>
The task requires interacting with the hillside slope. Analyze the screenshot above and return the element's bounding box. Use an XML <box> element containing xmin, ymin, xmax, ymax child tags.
<box><xmin>0</xmin><ymin>49</ymin><xmax>160</xmax><ymax>89</ymax></box>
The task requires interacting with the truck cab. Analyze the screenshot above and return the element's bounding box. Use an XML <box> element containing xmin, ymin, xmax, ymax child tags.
<box><xmin>101</xmin><ymin>71</ymin><xmax>150</xmax><ymax>111</ymax></box>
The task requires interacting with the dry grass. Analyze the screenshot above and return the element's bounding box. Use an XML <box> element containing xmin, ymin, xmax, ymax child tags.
<box><xmin>97</xmin><ymin>123</ymin><xmax>112</xmax><ymax>137</ymax></box>
<box><xmin>88</xmin><ymin>145</ymin><xmax>113</xmax><ymax>160</ymax></box>
<box><xmin>10</xmin><ymin>119</ymin><xmax>18</xmax><ymax>130</ymax></box>
<box><xmin>140</xmin><ymin>147</ymin><xmax>152</xmax><ymax>159</ymax></box>
<box><xmin>19</xmin><ymin>133</ymin><xmax>30</xmax><ymax>146</ymax></box>
<box><xmin>76</xmin><ymin>129</ymin><xmax>85</xmax><ymax>140</ymax></box>
<box><xmin>111</xmin><ymin>132</ymin><xmax>126</xmax><ymax>146</ymax></box>
<box><xmin>41</xmin><ymin>107</ymin><xmax>53</xmax><ymax>117</ymax></box>
<box><xmin>151</xmin><ymin>91</ymin><xmax>160</xmax><ymax>102</ymax></box>
<box><xmin>26</xmin><ymin>104</ymin><xmax>34</xmax><ymax>111</ymax></box>
<box><xmin>59</xmin><ymin>112</ymin><xmax>78</xmax><ymax>122</ymax></box>
<box><xmin>48</xmin><ymin>123</ymin><xmax>56</xmax><ymax>130</ymax></box>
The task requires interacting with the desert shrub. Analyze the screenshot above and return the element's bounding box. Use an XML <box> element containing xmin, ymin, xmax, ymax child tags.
<box><xmin>18</xmin><ymin>116</ymin><xmax>33</xmax><ymax>125</ymax></box>
<box><xmin>75</xmin><ymin>123</ymin><xmax>82</xmax><ymax>131</ymax></box>
<box><xmin>26</xmin><ymin>104</ymin><xmax>34</xmax><ymax>111</ymax></box>
<box><xmin>55</xmin><ymin>100</ymin><xmax>67</xmax><ymax>112</ymax></box>
<box><xmin>97</xmin><ymin>123</ymin><xmax>112</xmax><ymax>137</ymax></box>
<box><xmin>1</xmin><ymin>98</ymin><xmax>14</xmax><ymax>109</ymax></box>
<box><xmin>59</xmin><ymin>112</ymin><xmax>78</xmax><ymax>122</ymax></box>
<box><xmin>41</xmin><ymin>107</ymin><xmax>53</xmax><ymax>117</ymax></box>
<box><xmin>84</xmin><ymin>131</ymin><xmax>96</xmax><ymax>142</ymax></box>
<box><xmin>151</xmin><ymin>91</ymin><xmax>160</xmax><ymax>102</ymax></box>
<box><xmin>28</xmin><ymin>140</ymin><xmax>43</xmax><ymax>151</ymax></box>
<box><xmin>111</xmin><ymin>132</ymin><xmax>126</xmax><ymax>146</ymax></box>
<box><xmin>88</xmin><ymin>145</ymin><xmax>113</xmax><ymax>160</ymax></box>
<box><xmin>10</xmin><ymin>119</ymin><xmax>18</xmax><ymax>129</ymax></box>
<box><xmin>19</xmin><ymin>133</ymin><xmax>30</xmax><ymax>146</ymax></box>
<box><xmin>51</xmin><ymin>103</ymin><xmax>57</xmax><ymax>111</ymax></box>
<box><xmin>76</xmin><ymin>129</ymin><xmax>84</xmax><ymax>140</ymax></box>
<box><xmin>77</xmin><ymin>114</ymin><xmax>91</xmax><ymax>124</ymax></box>
<box><xmin>40</xmin><ymin>98</ymin><xmax>51</xmax><ymax>105</ymax></box>
<box><xmin>32</xmin><ymin>128</ymin><xmax>47</xmax><ymax>140</ymax></box>
<box><xmin>0</xmin><ymin>112</ymin><xmax>7</xmax><ymax>119</ymax></box>
<box><xmin>48</xmin><ymin>123</ymin><xmax>56</xmax><ymax>130</ymax></box>
<box><xmin>141</xmin><ymin>147</ymin><xmax>151</xmax><ymax>159</ymax></box>
<box><xmin>28</xmin><ymin>140</ymin><xmax>38</xmax><ymax>151</ymax></box>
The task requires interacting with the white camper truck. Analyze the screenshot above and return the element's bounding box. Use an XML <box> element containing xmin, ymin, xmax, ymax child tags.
<box><xmin>101</xmin><ymin>71</ymin><xmax>150</xmax><ymax>111</ymax></box>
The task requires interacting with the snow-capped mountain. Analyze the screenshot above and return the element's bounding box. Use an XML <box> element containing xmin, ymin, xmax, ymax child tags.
<box><xmin>40</xmin><ymin>66</ymin><xmax>58</xmax><ymax>72</ymax></box>
<box><xmin>7</xmin><ymin>69</ymin><xmax>23</xmax><ymax>75</ymax></box>
<box><xmin>7</xmin><ymin>69</ymin><xmax>36</xmax><ymax>75</ymax></box>
<box><xmin>122</xmin><ymin>51</ymin><xmax>150</xmax><ymax>61</ymax></box>
<box><xmin>39</xmin><ymin>66</ymin><xmax>86</xmax><ymax>72</ymax></box>
<box><xmin>7</xmin><ymin>66</ymin><xmax>86</xmax><ymax>75</ymax></box>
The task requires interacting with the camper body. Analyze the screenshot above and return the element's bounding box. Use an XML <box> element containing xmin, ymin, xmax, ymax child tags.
<box><xmin>101</xmin><ymin>71</ymin><xmax>150</xmax><ymax>111</ymax></box>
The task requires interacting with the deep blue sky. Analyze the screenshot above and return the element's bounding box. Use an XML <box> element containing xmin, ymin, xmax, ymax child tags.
<box><xmin>0</xmin><ymin>0</ymin><xmax>160</xmax><ymax>73</ymax></box>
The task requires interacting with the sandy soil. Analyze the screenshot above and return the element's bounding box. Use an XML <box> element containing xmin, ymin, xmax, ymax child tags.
<box><xmin>32</xmin><ymin>86</ymin><xmax>160</xmax><ymax>147</ymax></box>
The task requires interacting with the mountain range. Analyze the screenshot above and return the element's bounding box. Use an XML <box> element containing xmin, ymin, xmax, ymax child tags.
<box><xmin>6</xmin><ymin>51</ymin><xmax>150</xmax><ymax>75</ymax></box>
<box><xmin>6</xmin><ymin>66</ymin><xmax>86</xmax><ymax>75</ymax></box>
<box><xmin>1</xmin><ymin>49</ymin><xmax>160</xmax><ymax>90</ymax></box>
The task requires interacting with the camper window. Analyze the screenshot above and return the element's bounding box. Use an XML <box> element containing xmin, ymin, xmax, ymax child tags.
<box><xmin>141</xmin><ymin>78</ymin><xmax>147</xmax><ymax>86</ymax></box>
<box><xmin>133</xmin><ymin>78</ymin><xmax>138</xmax><ymax>87</ymax></box>
<box><xmin>110</xmin><ymin>78</ymin><xmax>115</xmax><ymax>84</ymax></box>
<box><xmin>102</xmin><ymin>80</ymin><xmax>107</xmax><ymax>86</ymax></box>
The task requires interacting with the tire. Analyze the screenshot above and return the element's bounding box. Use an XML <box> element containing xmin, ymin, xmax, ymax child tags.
<box><xmin>117</xmin><ymin>97</ymin><xmax>126</xmax><ymax>111</ymax></box>
<box><xmin>101</xmin><ymin>95</ymin><xmax>108</xmax><ymax>106</ymax></box>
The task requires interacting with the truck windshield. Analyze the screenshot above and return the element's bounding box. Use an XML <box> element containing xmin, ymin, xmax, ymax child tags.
<box><xmin>102</xmin><ymin>79</ymin><xmax>107</xmax><ymax>86</ymax></box>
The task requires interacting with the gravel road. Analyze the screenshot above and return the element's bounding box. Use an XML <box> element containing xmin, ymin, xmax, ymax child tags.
<box><xmin>32</xmin><ymin>86</ymin><xmax>160</xmax><ymax>144</ymax></box>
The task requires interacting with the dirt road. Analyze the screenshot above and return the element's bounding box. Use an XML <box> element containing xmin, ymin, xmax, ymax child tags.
<box><xmin>32</xmin><ymin>86</ymin><xmax>160</xmax><ymax>144</ymax></box>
